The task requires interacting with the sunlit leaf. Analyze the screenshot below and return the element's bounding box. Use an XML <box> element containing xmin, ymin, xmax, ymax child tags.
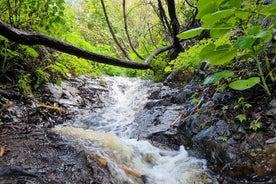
<box><xmin>236</xmin><ymin>114</ymin><xmax>246</xmax><ymax>122</ymax></box>
<box><xmin>229</xmin><ymin>77</ymin><xmax>260</xmax><ymax>90</ymax></box>
<box><xmin>219</xmin><ymin>0</ymin><xmax>244</xmax><ymax>9</ymax></box>
<box><xmin>260</xmin><ymin>2</ymin><xmax>276</xmax><ymax>16</ymax></box>
<box><xmin>197</xmin><ymin>0</ymin><xmax>219</xmax><ymax>19</ymax></box>
<box><xmin>236</xmin><ymin>35</ymin><xmax>256</xmax><ymax>49</ymax></box>
<box><xmin>20</xmin><ymin>45</ymin><xmax>39</xmax><ymax>58</ymax></box>
<box><xmin>201</xmin><ymin>9</ymin><xmax>235</xmax><ymax>27</ymax></box>
<box><xmin>200</xmin><ymin>43</ymin><xmax>237</xmax><ymax>65</ymax></box>
<box><xmin>235</xmin><ymin>10</ymin><xmax>250</xmax><ymax>20</ymax></box>
<box><xmin>256</xmin><ymin>30</ymin><xmax>273</xmax><ymax>43</ymax></box>
<box><xmin>177</xmin><ymin>27</ymin><xmax>204</xmax><ymax>39</ymax></box>
<box><xmin>204</xmin><ymin>70</ymin><xmax>235</xmax><ymax>84</ymax></box>
<box><xmin>164</xmin><ymin>66</ymin><xmax>172</xmax><ymax>73</ymax></box>
<box><xmin>210</xmin><ymin>27</ymin><xmax>231</xmax><ymax>38</ymax></box>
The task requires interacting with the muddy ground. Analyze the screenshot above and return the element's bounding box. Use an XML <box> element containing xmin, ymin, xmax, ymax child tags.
<box><xmin>0</xmin><ymin>77</ymin><xmax>116</xmax><ymax>184</ymax></box>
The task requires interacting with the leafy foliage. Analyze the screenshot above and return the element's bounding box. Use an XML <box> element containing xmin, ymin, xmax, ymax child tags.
<box><xmin>176</xmin><ymin>0</ymin><xmax>275</xmax><ymax>95</ymax></box>
<box><xmin>204</xmin><ymin>70</ymin><xmax>234</xmax><ymax>85</ymax></box>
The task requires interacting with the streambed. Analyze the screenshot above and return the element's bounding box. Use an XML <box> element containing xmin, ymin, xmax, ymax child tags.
<box><xmin>54</xmin><ymin>76</ymin><xmax>210</xmax><ymax>183</ymax></box>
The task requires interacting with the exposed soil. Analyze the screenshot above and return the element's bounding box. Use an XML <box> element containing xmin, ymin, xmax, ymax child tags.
<box><xmin>0</xmin><ymin>77</ymin><xmax>115</xmax><ymax>184</ymax></box>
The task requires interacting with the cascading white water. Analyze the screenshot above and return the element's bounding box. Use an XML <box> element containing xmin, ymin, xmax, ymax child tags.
<box><xmin>54</xmin><ymin>76</ymin><xmax>208</xmax><ymax>184</ymax></box>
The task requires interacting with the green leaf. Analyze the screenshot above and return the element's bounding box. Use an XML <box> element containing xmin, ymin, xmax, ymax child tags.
<box><xmin>197</xmin><ymin>0</ymin><xmax>220</xmax><ymax>19</ymax></box>
<box><xmin>0</xmin><ymin>35</ymin><xmax>8</xmax><ymax>41</ymax></box>
<box><xmin>235</xmin><ymin>10</ymin><xmax>250</xmax><ymax>20</ymax></box>
<box><xmin>236</xmin><ymin>35</ymin><xmax>256</xmax><ymax>49</ymax></box>
<box><xmin>236</xmin><ymin>114</ymin><xmax>246</xmax><ymax>122</ymax></box>
<box><xmin>201</xmin><ymin>9</ymin><xmax>235</xmax><ymax>27</ymax></box>
<box><xmin>256</xmin><ymin>30</ymin><xmax>273</xmax><ymax>43</ymax></box>
<box><xmin>204</xmin><ymin>70</ymin><xmax>235</xmax><ymax>84</ymax></box>
<box><xmin>20</xmin><ymin>45</ymin><xmax>39</xmax><ymax>58</ymax></box>
<box><xmin>164</xmin><ymin>66</ymin><xmax>172</xmax><ymax>73</ymax></box>
<box><xmin>200</xmin><ymin>43</ymin><xmax>237</xmax><ymax>65</ymax></box>
<box><xmin>210</xmin><ymin>27</ymin><xmax>231</xmax><ymax>38</ymax></box>
<box><xmin>260</xmin><ymin>2</ymin><xmax>276</xmax><ymax>17</ymax></box>
<box><xmin>248</xmin><ymin>26</ymin><xmax>261</xmax><ymax>35</ymax></box>
<box><xmin>229</xmin><ymin>77</ymin><xmax>260</xmax><ymax>90</ymax></box>
<box><xmin>177</xmin><ymin>27</ymin><xmax>204</xmax><ymax>39</ymax></box>
<box><xmin>219</xmin><ymin>0</ymin><xmax>244</xmax><ymax>9</ymax></box>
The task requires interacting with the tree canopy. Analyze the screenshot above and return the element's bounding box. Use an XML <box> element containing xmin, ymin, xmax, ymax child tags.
<box><xmin>0</xmin><ymin>0</ymin><xmax>275</xmax><ymax>96</ymax></box>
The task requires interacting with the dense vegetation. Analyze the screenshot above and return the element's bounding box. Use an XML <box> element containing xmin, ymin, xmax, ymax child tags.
<box><xmin>0</xmin><ymin>0</ymin><xmax>275</xmax><ymax>97</ymax></box>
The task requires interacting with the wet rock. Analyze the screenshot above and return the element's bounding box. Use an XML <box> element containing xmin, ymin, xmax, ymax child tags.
<box><xmin>266</xmin><ymin>137</ymin><xmax>276</xmax><ymax>144</ymax></box>
<box><xmin>266</xmin><ymin>108</ymin><xmax>276</xmax><ymax>116</ymax></box>
<box><xmin>190</xmin><ymin>112</ymin><xmax>213</xmax><ymax>134</ymax></box>
<box><xmin>47</xmin><ymin>83</ymin><xmax>63</xmax><ymax>99</ymax></box>
<box><xmin>211</xmin><ymin>90</ymin><xmax>232</xmax><ymax>103</ymax></box>
<box><xmin>215</xmin><ymin>120</ymin><xmax>228</xmax><ymax>136</ymax></box>
<box><xmin>193</xmin><ymin>126</ymin><xmax>216</xmax><ymax>142</ymax></box>
<box><xmin>145</xmin><ymin>100</ymin><xmax>170</xmax><ymax>109</ymax></box>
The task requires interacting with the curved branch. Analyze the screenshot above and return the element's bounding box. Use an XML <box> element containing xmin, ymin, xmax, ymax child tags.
<box><xmin>184</xmin><ymin>0</ymin><xmax>199</xmax><ymax>28</ymax></box>
<box><xmin>100</xmin><ymin>0</ymin><xmax>131</xmax><ymax>60</ymax></box>
<box><xmin>123</xmin><ymin>0</ymin><xmax>144</xmax><ymax>60</ymax></box>
<box><xmin>0</xmin><ymin>20</ymin><xmax>150</xmax><ymax>70</ymax></box>
<box><xmin>144</xmin><ymin>44</ymin><xmax>174</xmax><ymax>63</ymax></box>
<box><xmin>184</xmin><ymin>0</ymin><xmax>197</xmax><ymax>9</ymax></box>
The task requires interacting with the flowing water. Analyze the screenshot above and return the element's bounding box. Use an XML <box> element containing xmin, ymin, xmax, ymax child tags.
<box><xmin>54</xmin><ymin>76</ymin><xmax>208</xmax><ymax>184</ymax></box>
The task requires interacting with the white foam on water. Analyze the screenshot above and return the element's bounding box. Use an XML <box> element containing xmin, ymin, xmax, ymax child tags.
<box><xmin>54</xmin><ymin>76</ymin><xmax>208</xmax><ymax>183</ymax></box>
<box><xmin>54</xmin><ymin>126</ymin><xmax>207</xmax><ymax>184</ymax></box>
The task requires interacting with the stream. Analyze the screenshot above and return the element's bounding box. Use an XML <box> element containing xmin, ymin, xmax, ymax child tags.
<box><xmin>54</xmin><ymin>76</ymin><xmax>208</xmax><ymax>184</ymax></box>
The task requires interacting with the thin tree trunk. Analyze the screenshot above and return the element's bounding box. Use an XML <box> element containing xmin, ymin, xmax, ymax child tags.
<box><xmin>122</xmin><ymin>0</ymin><xmax>144</xmax><ymax>60</ymax></box>
<box><xmin>165</xmin><ymin>0</ymin><xmax>183</xmax><ymax>60</ymax></box>
<box><xmin>0</xmin><ymin>20</ymin><xmax>150</xmax><ymax>70</ymax></box>
<box><xmin>100</xmin><ymin>0</ymin><xmax>131</xmax><ymax>60</ymax></box>
<box><xmin>157</xmin><ymin>0</ymin><xmax>171</xmax><ymax>37</ymax></box>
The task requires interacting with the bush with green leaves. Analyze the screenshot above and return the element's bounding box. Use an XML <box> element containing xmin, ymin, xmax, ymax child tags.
<box><xmin>177</xmin><ymin>0</ymin><xmax>276</xmax><ymax>95</ymax></box>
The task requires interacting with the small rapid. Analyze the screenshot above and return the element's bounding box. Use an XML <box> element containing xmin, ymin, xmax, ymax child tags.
<box><xmin>54</xmin><ymin>76</ymin><xmax>208</xmax><ymax>184</ymax></box>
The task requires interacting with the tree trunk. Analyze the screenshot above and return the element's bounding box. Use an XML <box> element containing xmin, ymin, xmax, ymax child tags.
<box><xmin>0</xmin><ymin>20</ymin><xmax>150</xmax><ymax>70</ymax></box>
<box><xmin>123</xmin><ymin>0</ymin><xmax>144</xmax><ymax>60</ymax></box>
<box><xmin>100</xmin><ymin>0</ymin><xmax>131</xmax><ymax>60</ymax></box>
<box><xmin>166</xmin><ymin>0</ymin><xmax>183</xmax><ymax>60</ymax></box>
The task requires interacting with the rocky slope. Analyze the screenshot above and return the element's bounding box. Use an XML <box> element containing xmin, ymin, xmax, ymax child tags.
<box><xmin>0</xmin><ymin>75</ymin><xmax>275</xmax><ymax>183</ymax></box>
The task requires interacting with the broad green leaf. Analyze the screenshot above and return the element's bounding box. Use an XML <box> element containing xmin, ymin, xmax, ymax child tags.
<box><xmin>204</xmin><ymin>70</ymin><xmax>235</xmax><ymax>84</ymax></box>
<box><xmin>236</xmin><ymin>35</ymin><xmax>256</xmax><ymax>49</ymax></box>
<box><xmin>256</xmin><ymin>30</ymin><xmax>273</xmax><ymax>43</ymax></box>
<box><xmin>177</xmin><ymin>27</ymin><xmax>204</xmax><ymax>39</ymax></box>
<box><xmin>260</xmin><ymin>2</ymin><xmax>276</xmax><ymax>16</ymax></box>
<box><xmin>197</xmin><ymin>0</ymin><xmax>219</xmax><ymax>19</ymax></box>
<box><xmin>201</xmin><ymin>9</ymin><xmax>235</xmax><ymax>27</ymax></box>
<box><xmin>235</xmin><ymin>10</ymin><xmax>250</xmax><ymax>20</ymax></box>
<box><xmin>200</xmin><ymin>43</ymin><xmax>237</xmax><ymax>65</ymax></box>
<box><xmin>210</xmin><ymin>27</ymin><xmax>231</xmax><ymax>38</ymax></box>
<box><xmin>229</xmin><ymin>77</ymin><xmax>260</xmax><ymax>90</ymax></box>
<box><xmin>219</xmin><ymin>0</ymin><xmax>244</xmax><ymax>9</ymax></box>
<box><xmin>248</xmin><ymin>26</ymin><xmax>261</xmax><ymax>36</ymax></box>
